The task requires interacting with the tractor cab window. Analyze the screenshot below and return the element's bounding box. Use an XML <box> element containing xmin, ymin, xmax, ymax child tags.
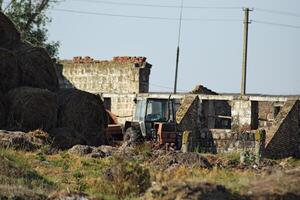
<box><xmin>134</xmin><ymin>100</ymin><xmax>147</xmax><ymax>121</ymax></box>
<box><xmin>145</xmin><ymin>99</ymin><xmax>169</xmax><ymax>122</ymax></box>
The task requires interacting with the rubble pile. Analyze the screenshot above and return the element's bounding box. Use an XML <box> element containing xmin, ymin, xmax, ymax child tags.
<box><xmin>0</xmin><ymin>12</ymin><xmax>107</xmax><ymax>149</ymax></box>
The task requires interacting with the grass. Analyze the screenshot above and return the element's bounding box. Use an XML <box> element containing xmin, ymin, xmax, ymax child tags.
<box><xmin>0</xmin><ymin>148</ymin><xmax>55</xmax><ymax>199</ymax></box>
<box><xmin>0</xmin><ymin>146</ymin><xmax>299</xmax><ymax>199</ymax></box>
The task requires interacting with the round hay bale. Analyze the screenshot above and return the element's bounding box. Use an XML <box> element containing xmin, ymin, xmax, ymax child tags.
<box><xmin>0</xmin><ymin>48</ymin><xmax>19</xmax><ymax>93</ymax></box>
<box><xmin>0</xmin><ymin>12</ymin><xmax>20</xmax><ymax>49</ymax></box>
<box><xmin>49</xmin><ymin>127</ymin><xmax>85</xmax><ymax>150</ymax></box>
<box><xmin>14</xmin><ymin>46</ymin><xmax>58</xmax><ymax>92</ymax></box>
<box><xmin>57</xmin><ymin>89</ymin><xmax>107</xmax><ymax>146</ymax></box>
<box><xmin>6</xmin><ymin>87</ymin><xmax>58</xmax><ymax>132</ymax></box>
<box><xmin>0</xmin><ymin>92</ymin><xmax>6</xmax><ymax>129</ymax></box>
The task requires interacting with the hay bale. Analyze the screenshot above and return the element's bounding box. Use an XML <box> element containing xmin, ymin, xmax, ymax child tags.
<box><xmin>0</xmin><ymin>92</ymin><xmax>6</xmax><ymax>129</ymax></box>
<box><xmin>0</xmin><ymin>12</ymin><xmax>20</xmax><ymax>49</ymax></box>
<box><xmin>14</xmin><ymin>46</ymin><xmax>59</xmax><ymax>92</ymax></box>
<box><xmin>6</xmin><ymin>87</ymin><xmax>58</xmax><ymax>132</ymax></box>
<box><xmin>49</xmin><ymin>127</ymin><xmax>85</xmax><ymax>150</ymax></box>
<box><xmin>57</xmin><ymin>89</ymin><xmax>107</xmax><ymax>146</ymax></box>
<box><xmin>0</xmin><ymin>48</ymin><xmax>20</xmax><ymax>93</ymax></box>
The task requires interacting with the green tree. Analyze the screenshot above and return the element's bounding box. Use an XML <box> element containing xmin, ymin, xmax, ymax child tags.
<box><xmin>2</xmin><ymin>0</ymin><xmax>60</xmax><ymax>57</ymax></box>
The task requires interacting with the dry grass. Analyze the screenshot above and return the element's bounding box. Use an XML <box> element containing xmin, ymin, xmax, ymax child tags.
<box><xmin>0</xmin><ymin>146</ymin><xmax>299</xmax><ymax>199</ymax></box>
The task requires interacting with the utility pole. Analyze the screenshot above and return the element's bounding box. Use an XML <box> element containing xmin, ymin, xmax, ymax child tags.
<box><xmin>173</xmin><ymin>0</ymin><xmax>183</xmax><ymax>94</ymax></box>
<box><xmin>241</xmin><ymin>7</ymin><xmax>252</xmax><ymax>95</ymax></box>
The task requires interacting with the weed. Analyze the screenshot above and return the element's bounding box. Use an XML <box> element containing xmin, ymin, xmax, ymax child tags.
<box><xmin>72</xmin><ymin>170</ymin><xmax>86</xmax><ymax>193</ymax></box>
<box><xmin>36</xmin><ymin>152</ymin><xmax>47</xmax><ymax>162</ymax></box>
<box><xmin>94</xmin><ymin>156</ymin><xmax>151</xmax><ymax>199</ymax></box>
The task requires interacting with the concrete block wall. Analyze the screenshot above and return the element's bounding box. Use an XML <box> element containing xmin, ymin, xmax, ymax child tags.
<box><xmin>231</xmin><ymin>100</ymin><xmax>252</xmax><ymax>130</ymax></box>
<box><xmin>59</xmin><ymin>56</ymin><xmax>151</xmax><ymax>94</ymax></box>
<box><xmin>109</xmin><ymin>95</ymin><xmax>136</xmax><ymax>125</ymax></box>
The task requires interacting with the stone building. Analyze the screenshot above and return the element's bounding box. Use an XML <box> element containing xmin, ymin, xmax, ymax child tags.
<box><xmin>57</xmin><ymin>56</ymin><xmax>151</xmax><ymax>124</ymax></box>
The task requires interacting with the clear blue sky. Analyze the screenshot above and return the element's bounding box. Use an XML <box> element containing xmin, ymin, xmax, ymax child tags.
<box><xmin>46</xmin><ymin>0</ymin><xmax>300</xmax><ymax>95</ymax></box>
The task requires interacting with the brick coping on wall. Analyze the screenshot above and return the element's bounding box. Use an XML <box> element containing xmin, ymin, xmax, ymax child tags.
<box><xmin>59</xmin><ymin>56</ymin><xmax>148</xmax><ymax>65</ymax></box>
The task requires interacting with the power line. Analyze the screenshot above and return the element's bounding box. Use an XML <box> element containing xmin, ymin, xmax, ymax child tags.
<box><xmin>150</xmin><ymin>83</ymin><xmax>187</xmax><ymax>92</ymax></box>
<box><xmin>255</xmin><ymin>8</ymin><xmax>300</xmax><ymax>18</ymax></box>
<box><xmin>70</xmin><ymin>0</ymin><xmax>241</xmax><ymax>10</ymax></box>
<box><xmin>52</xmin><ymin>8</ymin><xmax>242</xmax><ymax>22</ymax></box>
<box><xmin>253</xmin><ymin>20</ymin><xmax>300</xmax><ymax>29</ymax></box>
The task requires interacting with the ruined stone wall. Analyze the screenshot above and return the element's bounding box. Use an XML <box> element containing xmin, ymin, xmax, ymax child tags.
<box><xmin>265</xmin><ymin>100</ymin><xmax>300</xmax><ymax>158</ymax></box>
<box><xmin>198</xmin><ymin>129</ymin><xmax>256</xmax><ymax>153</ymax></box>
<box><xmin>257</xmin><ymin>101</ymin><xmax>284</xmax><ymax>128</ymax></box>
<box><xmin>59</xmin><ymin>56</ymin><xmax>151</xmax><ymax>94</ymax></box>
<box><xmin>176</xmin><ymin>96</ymin><xmax>201</xmax><ymax>151</ymax></box>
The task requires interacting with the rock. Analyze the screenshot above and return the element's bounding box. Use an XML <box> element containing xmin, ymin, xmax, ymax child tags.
<box><xmin>89</xmin><ymin>148</ymin><xmax>106</xmax><ymax>158</ymax></box>
<box><xmin>68</xmin><ymin>145</ymin><xmax>94</xmax><ymax>156</ymax></box>
<box><xmin>96</xmin><ymin>145</ymin><xmax>118</xmax><ymax>156</ymax></box>
<box><xmin>68</xmin><ymin>145</ymin><xmax>110</xmax><ymax>158</ymax></box>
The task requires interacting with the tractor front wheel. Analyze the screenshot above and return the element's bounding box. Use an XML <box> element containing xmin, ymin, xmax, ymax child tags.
<box><xmin>123</xmin><ymin>127</ymin><xmax>142</xmax><ymax>146</ymax></box>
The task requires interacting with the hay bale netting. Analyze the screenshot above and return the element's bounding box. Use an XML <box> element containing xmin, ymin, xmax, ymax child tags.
<box><xmin>0</xmin><ymin>92</ymin><xmax>6</xmax><ymax>128</ymax></box>
<box><xmin>57</xmin><ymin>89</ymin><xmax>107</xmax><ymax>146</ymax></box>
<box><xmin>0</xmin><ymin>12</ymin><xmax>20</xmax><ymax>49</ymax></box>
<box><xmin>0</xmin><ymin>48</ymin><xmax>20</xmax><ymax>93</ymax></box>
<box><xmin>14</xmin><ymin>45</ymin><xmax>59</xmax><ymax>92</ymax></box>
<box><xmin>6</xmin><ymin>87</ymin><xmax>58</xmax><ymax>132</ymax></box>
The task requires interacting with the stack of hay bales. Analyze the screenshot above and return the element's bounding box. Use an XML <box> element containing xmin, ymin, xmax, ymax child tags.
<box><xmin>0</xmin><ymin>12</ymin><xmax>20</xmax><ymax>50</ymax></box>
<box><xmin>0</xmin><ymin>12</ymin><xmax>107</xmax><ymax>149</ymax></box>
